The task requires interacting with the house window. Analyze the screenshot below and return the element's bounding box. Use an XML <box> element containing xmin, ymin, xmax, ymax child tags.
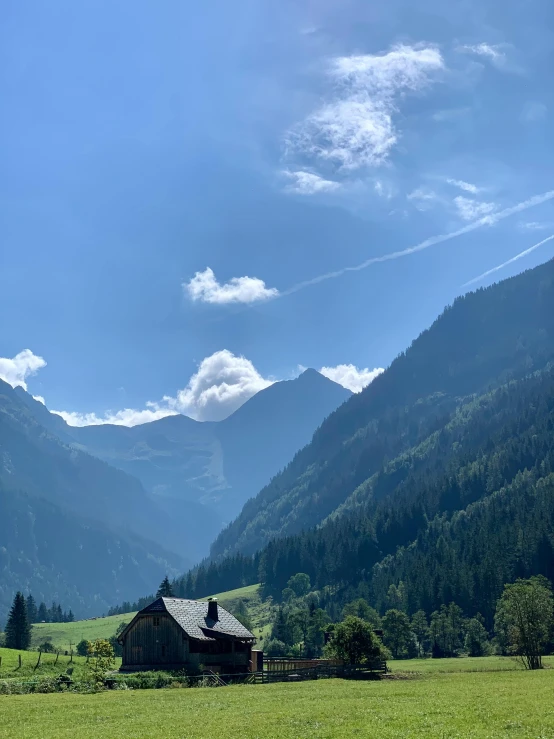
<box><xmin>153</xmin><ymin>617</ymin><xmax>160</xmax><ymax>627</ymax></box>
<box><xmin>161</xmin><ymin>645</ymin><xmax>166</xmax><ymax>657</ymax></box>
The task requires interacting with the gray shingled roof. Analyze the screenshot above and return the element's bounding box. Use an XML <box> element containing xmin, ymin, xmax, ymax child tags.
<box><xmin>140</xmin><ymin>598</ymin><xmax>255</xmax><ymax>642</ymax></box>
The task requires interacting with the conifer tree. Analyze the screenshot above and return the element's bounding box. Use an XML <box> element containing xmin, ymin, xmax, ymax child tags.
<box><xmin>25</xmin><ymin>594</ymin><xmax>38</xmax><ymax>624</ymax></box>
<box><xmin>37</xmin><ymin>602</ymin><xmax>48</xmax><ymax>622</ymax></box>
<box><xmin>156</xmin><ymin>575</ymin><xmax>174</xmax><ymax>598</ymax></box>
<box><xmin>5</xmin><ymin>592</ymin><xmax>32</xmax><ymax>650</ymax></box>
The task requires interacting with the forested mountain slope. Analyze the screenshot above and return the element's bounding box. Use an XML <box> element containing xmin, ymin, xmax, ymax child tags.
<box><xmin>0</xmin><ymin>379</ymin><xmax>213</xmax><ymax>565</ymax></box>
<box><xmin>0</xmin><ymin>480</ymin><xmax>178</xmax><ymax>625</ymax></box>
<box><xmin>211</xmin><ymin>259</ymin><xmax>554</xmax><ymax>559</ymax></box>
<box><xmin>180</xmin><ymin>358</ymin><xmax>554</xmax><ymax>630</ymax></box>
<box><xmin>0</xmin><ymin>380</ymin><xmax>184</xmax><ymax>622</ymax></box>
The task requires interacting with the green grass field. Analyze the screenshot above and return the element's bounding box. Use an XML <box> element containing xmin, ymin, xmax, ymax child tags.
<box><xmin>1</xmin><ymin>665</ymin><xmax>553</xmax><ymax>738</ymax></box>
<box><xmin>31</xmin><ymin>613</ymin><xmax>136</xmax><ymax>653</ymax></box>
<box><xmin>389</xmin><ymin>654</ymin><xmax>554</xmax><ymax>673</ymax></box>
<box><xmin>30</xmin><ymin>584</ymin><xmax>267</xmax><ymax>653</ymax></box>
<box><xmin>0</xmin><ymin>647</ymin><xmax>122</xmax><ymax>681</ymax></box>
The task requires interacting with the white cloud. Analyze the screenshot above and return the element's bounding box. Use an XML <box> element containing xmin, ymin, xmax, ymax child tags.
<box><xmin>54</xmin><ymin>350</ymin><xmax>274</xmax><ymax>426</ymax></box>
<box><xmin>169</xmin><ymin>350</ymin><xmax>274</xmax><ymax>421</ymax></box>
<box><xmin>286</xmin><ymin>44</ymin><xmax>444</xmax><ymax>171</ymax></box>
<box><xmin>184</xmin><ymin>267</ymin><xmax>279</xmax><ymax>305</ymax></box>
<box><xmin>32</xmin><ymin>395</ymin><xmax>46</xmax><ymax>405</ymax></box>
<box><xmin>446</xmin><ymin>179</ymin><xmax>481</xmax><ymax>194</ymax></box>
<box><xmin>458</xmin><ymin>43</ymin><xmax>507</xmax><ymax>69</ymax></box>
<box><xmin>283</xmin><ymin>170</ymin><xmax>340</xmax><ymax>195</ymax></box>
<box><xmin>0</xmin><ymin>349</ymin><xmax>47</xmax><ymax>390</ymax></box>
<box><xmin>407</xmin><ymin>187</ymin><xmax>437</xmax><ymax>211</ymax></box>
<box><xmin>454</xmin><ymin>196</ymin><xmax>497</xmax><ymax>221</ymax></box>
<box><xmin>52</xmin><ymin>407</ymin><xmax>178</xmax><ymax>427</ymax></box>
<box><xmin>518</xmin><ymin>221</ymin><xmax>553</xmax><ymax>231</ymax></box>
<box><xmin>319</xmin><ymin>364</ymin><xmax>384</xmax><ymax>393</ymax></box>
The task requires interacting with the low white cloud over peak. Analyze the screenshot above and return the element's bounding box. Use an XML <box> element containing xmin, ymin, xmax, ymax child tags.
<box><xmin>0</xmin><ymin>349</ymin><xmax>46</xmax><ymax>391</ymax></box>
<box><xmin>54</xmin><ymin>350</ymin><xmax>274</xmax><ymax>426</ymax></box>
<box><xmin>319</xmin><ymin>364</ymin><xmax>384</xmax><ymax>393</ymax></box>
<box><xmin>168</xmin><ymin>350</ymin><xmax>274</xmax><ymax>422</ymax></box>
<box><xmin>184</xmin><ymin>267</ymin><xmax>279</xmax><ymax>305</ymax></box>
<box><xmin>52</xmin><ymin>406</ymin><xmax>178</xmax><ymax>428</ymax></box>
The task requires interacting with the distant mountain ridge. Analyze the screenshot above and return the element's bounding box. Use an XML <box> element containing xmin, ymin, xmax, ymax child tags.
<box><xmin>1</xmin><ymin>369</ymin><xmax>350</xmax><ymax>621</ymax></box>
<box><xmin>17</xmin><ymin>369</ymin><xmax>351</xmax><ymax>524</ymax></box>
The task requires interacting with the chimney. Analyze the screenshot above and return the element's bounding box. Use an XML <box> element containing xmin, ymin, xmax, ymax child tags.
<box><xmin>207</xmin><ymin>597</ymin><xmax>218</xmax><ymax>621</ymax></box>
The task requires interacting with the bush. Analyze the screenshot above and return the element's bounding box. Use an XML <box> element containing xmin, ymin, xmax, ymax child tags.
<box><xmin>265</xmin><ymin>639</ymin><xmax>287</xmax><ymax>657</ymax></box>
<box><xmin>38</xmin><ymin>641</ymin><xmax>56</xmax><ymax>654</ymax></box>
<box><xmin>76</xmin><ymin>639</ymin><xmax>89</xmax><ymax>657</ymax></box>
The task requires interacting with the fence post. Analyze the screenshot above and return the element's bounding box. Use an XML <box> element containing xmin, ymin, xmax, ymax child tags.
<box><xmin>34</xmin><ymin>651</ymin><xmax>42</xmax><ymax>671</ymax></box>
<box><xmin>18</xmin><ymin>654</ymin><xmax>22</xmax><ymax>669</ymax></box>
<box><xmin>69</xmin><ymin>649</ymin><xmax>73</xmax><ymax>664</ymax></box>
<box><xmin>55</xmin><ymin>652</ymin><xmax>59</xmax><ymax>665</ymax></box>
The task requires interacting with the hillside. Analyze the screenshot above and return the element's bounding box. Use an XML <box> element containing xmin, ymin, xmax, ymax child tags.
<box><xmin>0</xmin><ymin>380</ymin><xmax>184</xmax><ymax>623</ymax></box>
<box><xmin>211</xmin><ymin>259</ymin><xmax>554</xmax><ymax>559</ymax></box>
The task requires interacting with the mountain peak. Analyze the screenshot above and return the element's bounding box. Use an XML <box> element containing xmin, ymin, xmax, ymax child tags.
<box><xmin>297</xmin><ymin>367</ymin><xmax>321</xmax><ymax>379</ymax></box>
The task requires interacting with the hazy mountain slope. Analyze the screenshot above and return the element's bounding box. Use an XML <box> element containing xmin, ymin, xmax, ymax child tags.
<box><xmin>0</xmin><ymin>379</ymin><xmax>204</xmax><ymax>565</ymax></box>
<box><xmin>210</xmin><ymin>258</ymin><xmax>554</xmax><ymax>558</ymax></box>
<box><xmin>17</xmin><ymin>370</ymin><xmax>351</xmax><ymax>528</ymax></box>
<box><xmin>0</xmin><ymin>480</ymin><xmax>179</xmax><ymax>624</ymax></box>
<box><xmin>211</xmin><ymin>369</ymin><xmax>351</xmax><ymax>518</ymax></box>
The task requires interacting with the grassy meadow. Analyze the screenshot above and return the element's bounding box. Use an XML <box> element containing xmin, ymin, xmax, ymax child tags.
<box><xmin>0</xmin><ymin>647</ymin><xmax>121</xmax><ymax>681</ymax></box>
<box><xmin>31</xmin><ymin>613</ymin><xmax>136</xmax><ymax>653</ymax></box>
<box><xmin>1</xmin><ymin>662</ymin><xmax>554</xmax><ymax>739</ymax></box>
<box><xmin>30</xmin><ymin>583</ymin><xmax>267</xmax><ymax>653</ymax></box>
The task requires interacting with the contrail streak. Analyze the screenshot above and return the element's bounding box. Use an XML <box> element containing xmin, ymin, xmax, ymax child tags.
<box><xmin>462</xmin><ymin>233</ymin><xmax>554</xmax><ymax>288</ymax></box>
<box><xmin>281</xmin><ymin>190</ymin><xmax>554</xmax><ymax>296</ymax></box>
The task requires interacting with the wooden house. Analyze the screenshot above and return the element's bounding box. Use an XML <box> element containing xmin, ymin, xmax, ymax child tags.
<box><xmin>118</xmin><ymin>596</ymin><xmax>256</xmax><ymax>673</ymax></box>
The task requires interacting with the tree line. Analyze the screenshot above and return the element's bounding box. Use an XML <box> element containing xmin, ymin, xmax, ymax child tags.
<box><xmin>260</xmin><ymin>573</ymin><xmax>554</xmax><ymax>670</ymax></box>
<box><xmin>1</xmin><ymin>592</ymin><xmax>77</xmax><ymax>651</ymax></box>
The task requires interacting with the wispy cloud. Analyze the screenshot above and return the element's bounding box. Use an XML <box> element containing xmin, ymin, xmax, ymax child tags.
<box><xmin>285</xmin><ymin>44</ymin><xmax>444</xmax><ymax>172</ymax></box>
<box><xmin>458</xmin><ymin>43</ymin><xmax>508</xmax><ymax>70</ymax></box>
<box><xmin>446</xmin><ymin>179</ymin><xmax>481</xmax><ymax>195</ymax></box>
<box><xmin>282</xmin><ymin>190</ymin><xmax>554</xmax><ymax>295</ymax></box>
<box><xmin>407</xmin><ymin>187</ymin><xmax>438</xmax><ymax>211</ymax></box>
<box><xmin>518</xmin><ymin>221</ymin><xmax>554</xmax><ymax>231</ymax></box>
<box><xmin>454</xmin><ymin>196</ymin><xmax>497</xmax><ymax>221</ymax></box>
<box><xmin>319</xmin><ymin>364</ymin><xmax>384</xmax><ymax>392</ymax></box>
<box><xmin>283</xmin><ymin>170</ymin><xmax>340</xmax><ymax>195</ymax></box>
<box><xmin>462</xmin><ymin>234</ymin><xmax>554</xmax><ymax>288</ymax></box>
<box><xmin>0</xmin><ymin>349</ymin><xmax>46</xmax><ymax>390</ymax></box>
<box><xmin>53</xmin><ymin>407</ymin><xmax>178</xmax><ymax>427</ymax></box>
<box><xmin>184</xmin><ymin>267</ymin><xmax>279</xmax><ymax>304</ymax></box>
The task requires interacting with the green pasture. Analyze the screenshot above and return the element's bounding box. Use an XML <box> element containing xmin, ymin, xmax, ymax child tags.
<box><xmin>389</xmin><ymin>654</ymin><xmax>554</xmax><ymax>673</ymax></box>
<box><xmin>31</xmin><ymin>613</ymin><xmax>136</xmax><ymax>654</ymax></box>
<box><xmin>1</xmin><ymin>665</ymin><xmax>554</xmax><ymax>739</ymax></box>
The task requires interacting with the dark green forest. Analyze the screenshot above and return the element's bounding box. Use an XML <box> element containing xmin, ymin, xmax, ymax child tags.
<box><xmin>173</xmin><ymin>260</ymin><xmax>554</xmax><ymax>628</ymax></box>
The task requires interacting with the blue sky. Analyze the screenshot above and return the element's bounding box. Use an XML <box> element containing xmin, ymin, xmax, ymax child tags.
<box><xmin>1</xmin><ymin>0</ymin><xmax>554</xmax><ymax>424</ymax></box>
